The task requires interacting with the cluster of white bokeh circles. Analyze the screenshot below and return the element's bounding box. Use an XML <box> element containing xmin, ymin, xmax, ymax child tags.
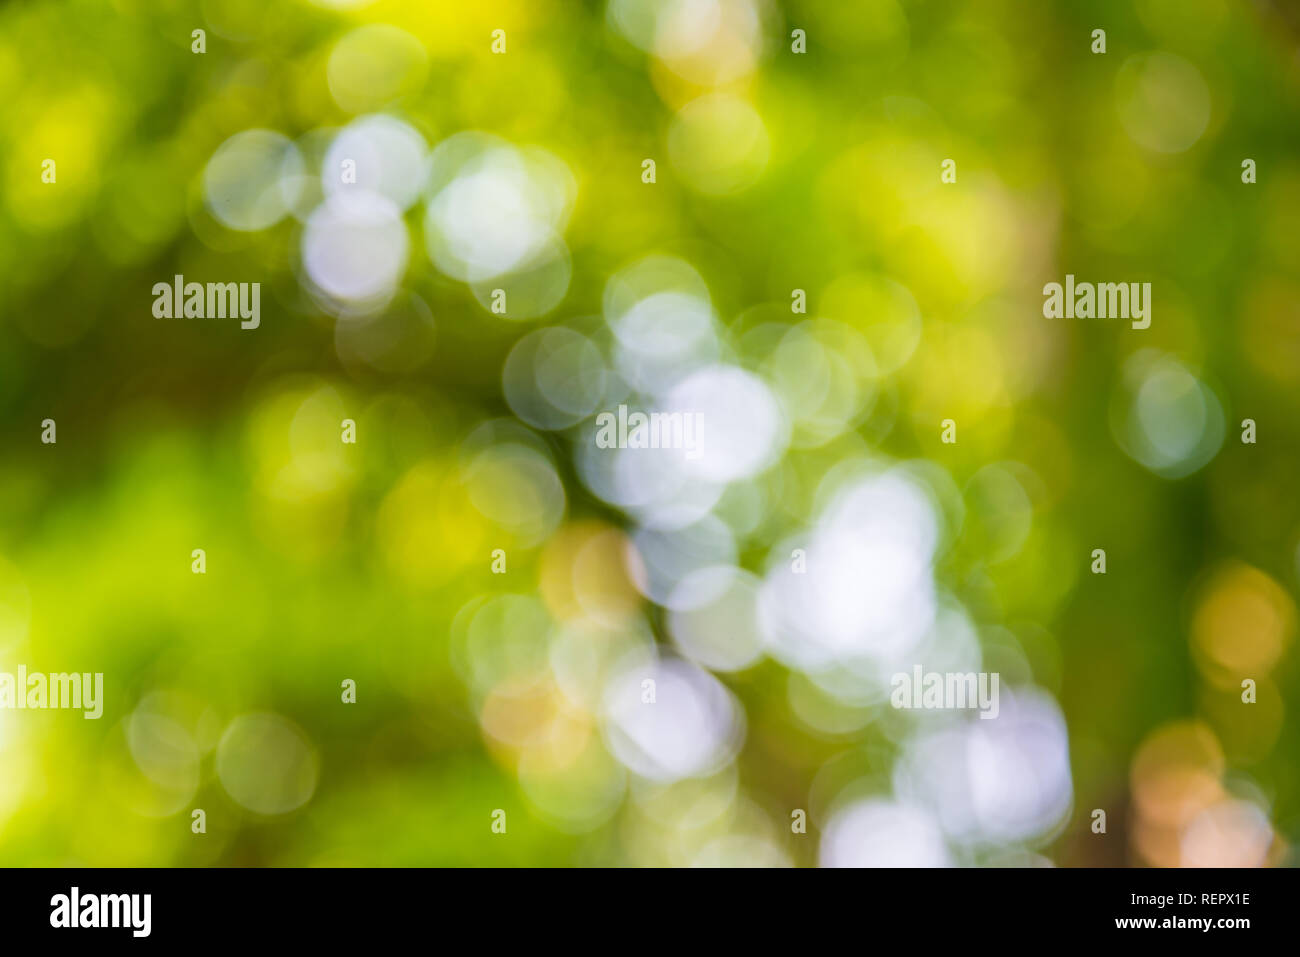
<box><xmin>202</xmin><ymin>20</ymin><xmax>579</xmax><ymax>327</ymax></box>
<box><xmin>202</xmin><ymin>116</ymin><xmax>574</xmax><ymax>322</ymax></box>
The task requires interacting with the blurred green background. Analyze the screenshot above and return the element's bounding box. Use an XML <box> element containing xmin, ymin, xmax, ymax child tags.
<box><xmin>0</xmin><ymin>0</ymin><xmax>1298</xmax><ymax>866</ymax></box>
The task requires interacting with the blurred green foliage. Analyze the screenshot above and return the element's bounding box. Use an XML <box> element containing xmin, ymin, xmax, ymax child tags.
<box><xmin>0</xmin><ymin>0</ymin><xmax>1298</xmax><ymax>866</ymax></box>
